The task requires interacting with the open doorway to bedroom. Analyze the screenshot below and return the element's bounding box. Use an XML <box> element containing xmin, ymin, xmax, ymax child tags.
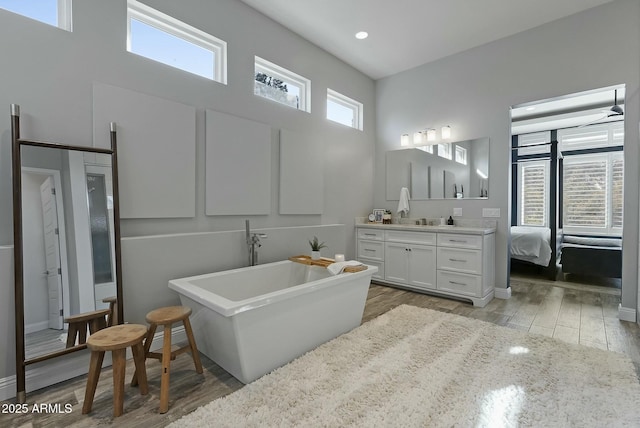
<box><xmin>510</xmin><ymin>85</ymin><xmax>625</xmax><ymax>290</ymax></box>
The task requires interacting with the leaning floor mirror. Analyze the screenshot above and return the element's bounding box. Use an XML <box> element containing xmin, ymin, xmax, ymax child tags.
<box><xmin>11</xmin><ymin>104</ymin><xmax>123</xmax><ymax>403</ymax></box>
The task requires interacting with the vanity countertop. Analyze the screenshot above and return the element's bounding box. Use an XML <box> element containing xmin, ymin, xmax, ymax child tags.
<box><xmin>355</xmin><ymin>222</ymin><xmax>496</xmax><ymax>235</ymax></box>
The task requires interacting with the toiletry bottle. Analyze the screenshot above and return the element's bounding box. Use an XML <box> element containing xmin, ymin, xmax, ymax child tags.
<box><xmin>447</xmin><ymin>216</ymin><xmax>454</xmax><ymax>226</ymax></box>
<box><xmin>440</xmin><ymin>217</ymin><xmax>445</xmax><ymax>226</ymax></box>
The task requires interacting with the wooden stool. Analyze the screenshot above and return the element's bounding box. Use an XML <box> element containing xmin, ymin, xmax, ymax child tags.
<box><xmin>132</xmin><ymin>306</ymin><xmax>203</xmax><ymax>413</ymax></box>
<box><xmin>82</xmin><ymin>324</ymin><xmax>148</xmax><ymax>417</ymax></box>
<box><xmin>102</xmin><ymin>296</ymin><xmax>118</xmax><ymax>326</ymax></box>
<box><xmin>64</xmin><ymin>308</ymin><xmax>111</xmax><ymax>348</ymax></box>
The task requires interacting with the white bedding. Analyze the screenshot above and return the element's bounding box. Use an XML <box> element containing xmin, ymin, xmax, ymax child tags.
<box><xmin>510</xmin><ymin>226</ymin><xmax>552</xmax><ymax>267</ymax></box>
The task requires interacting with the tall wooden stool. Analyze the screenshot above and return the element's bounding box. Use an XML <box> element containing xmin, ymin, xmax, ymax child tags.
<box><xmin>64</xmin><ymin>308</ymin><xmax>111</xmax><ymax>348</ymax></box>
<box><xmin>133</xmin><ymin>306</ymin><xmax>203</xmax><ymax>413</ymax></box>
<box><xmin>82</xmin><ymin>324</ymin><xmax>149</xmax><ymax>417</ymax></box>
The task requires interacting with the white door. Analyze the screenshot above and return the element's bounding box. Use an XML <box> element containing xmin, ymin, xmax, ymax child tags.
<box><xmin>40</xmin><ymin>177</ymin><xmax>64</xmax><ymax>329</ymax></box>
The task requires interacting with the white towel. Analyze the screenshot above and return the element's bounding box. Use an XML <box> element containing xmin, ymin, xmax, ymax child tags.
<box><xmin>397</xmin><ymin>187</ymin><xmax>411</xmax><ymax>215</ymax></box>
<box><xmin>327</xmin><ymin>260</ymin><xmax>363</xmax><ymax>276</ymax></box>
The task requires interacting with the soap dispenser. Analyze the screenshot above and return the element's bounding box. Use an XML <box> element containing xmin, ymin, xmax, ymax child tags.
<box><xmin>447</xmin><ymin>216</ymin><xmax>454</xmax><ymax>226</ymax></box>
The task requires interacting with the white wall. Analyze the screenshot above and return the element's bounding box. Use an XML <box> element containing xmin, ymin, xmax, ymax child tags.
<box><xmin>375</xmin><ymin>0</ymin><xmax>640</xmax><ymax>311</ymax></box>
<box><xmin>0</xmin><ymin>0</ymin><xmax>375</xmax><ymax>388</ymax></box>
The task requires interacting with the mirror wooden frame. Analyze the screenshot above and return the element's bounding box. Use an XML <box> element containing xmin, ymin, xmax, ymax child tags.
<box><xmin>11</xmin><ymin>104</ymin><xmax>123</xmax><ymax>403</ymax></box>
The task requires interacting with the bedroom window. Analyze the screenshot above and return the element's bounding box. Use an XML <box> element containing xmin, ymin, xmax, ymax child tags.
<box><xmin>562</xmin><ymin>152</ymin><xmax>623</xmax><ymax>235</ymax></box>
<box><xmin>127</xmin><ymin>0</ymin><xmax>227</xmax><ymax>83</ymax></box>
<box><xmin>255</xmin><ymin>56</ymin><xmax>310</xmax><ymax>112</ymax></box>
<box><xmin>518</xmin><ymin>161</ymin><xmax>548</xmax><ymax>226</ymax></box>
<box><xmin>327</xmin><ymin>89</ymin><xmax>363</xmax><ymax>130</ymax></box>
<box><xmin>0</xmin><ymin>0</ymin><xmax>72</xmax><ymax>30</ymax></box>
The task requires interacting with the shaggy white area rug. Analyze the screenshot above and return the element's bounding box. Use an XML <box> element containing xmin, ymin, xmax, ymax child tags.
<box><xmin>170</xmin><ymin>305</ymin><xmax>640</xmax><ymax>427</ymax></box>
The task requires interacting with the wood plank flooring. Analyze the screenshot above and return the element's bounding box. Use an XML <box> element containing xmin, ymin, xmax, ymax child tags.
<box><xmin>2</xmin><ymin>274</ymin><xmax>639</xmax><ymax>427</ymax></box>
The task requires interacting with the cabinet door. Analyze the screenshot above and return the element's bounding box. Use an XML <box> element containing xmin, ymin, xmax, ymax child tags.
<box><xmin>408</xmin><ymin>244</ymin><xmax>437</xmax><ymax>290</ymax></box>
<box><xmin>384</xmin><ymin>242</ymin><xmax>409</xmax><ymax>283</ymax></box>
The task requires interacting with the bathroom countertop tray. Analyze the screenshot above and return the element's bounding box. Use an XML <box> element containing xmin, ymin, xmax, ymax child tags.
<box><xmin>288</xmin><ymin>255</ymin><xmax>367</xmax><ymax>272</ymax></box>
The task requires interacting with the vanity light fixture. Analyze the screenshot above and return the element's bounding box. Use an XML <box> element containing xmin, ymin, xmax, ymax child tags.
<box><xmin>413</xmin><ymin>131</ymin><xmax>424</xmax><ymax>144</ymax></box>
<box><xmin>441</xmin><ymin>125</ymin><xmax>451</xmax><ymax>140</ymax></box>
<box><xmin>355</xmin><ymin>31</ymin><xmax>368</xmax><ymax>40</ymax></box>
<box><xmin>426</xmin><ymin>128</ymin><xmax>437</xmax><ymax>142</ymax></box>
<box><xmin>401</xmin><ymin>133</ymin><xmax>409</xmax><ymax>146</ymax></box>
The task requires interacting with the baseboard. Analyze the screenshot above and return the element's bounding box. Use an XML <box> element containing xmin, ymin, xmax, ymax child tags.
<box><xmin>0</xmin><ymin>325</ymin><xmax>187</xmax><ymax>402</ymax></box>
<box><xmin>618</xmin><ymin>304</ymin><xmax>637</xmax><ymax>322</ymax></box>
<box><xmin>494</xmin><ymin>287</ymin><xmax>512</xmax><ymax>300</ymax></box>
<box><xmin>25</xmin><ymin>321</ymin><xmax>50</xmax><ymax>335</ymax></box>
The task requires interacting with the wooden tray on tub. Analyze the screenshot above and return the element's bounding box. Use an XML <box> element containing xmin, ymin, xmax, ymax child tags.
<box><xmin>288</xmin><ymin>255</ymin><xmax>368</xmax><ymax>272</ymax></box>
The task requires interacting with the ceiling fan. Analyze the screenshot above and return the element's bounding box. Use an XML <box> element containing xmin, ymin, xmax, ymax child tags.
<box><xmin>579</xmin><ymin>89</ymin><xmax>624</xmax><ymax>127</ymax></box>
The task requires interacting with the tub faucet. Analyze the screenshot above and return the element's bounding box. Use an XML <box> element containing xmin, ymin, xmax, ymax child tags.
<box><xmin>245</xmin><ymin>220</ymin><xmax>267</xmax><ymax>266</ymax></box>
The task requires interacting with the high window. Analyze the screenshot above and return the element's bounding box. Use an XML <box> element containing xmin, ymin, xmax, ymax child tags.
<box><xmin>455</xmin><ymin>146</ymin><xmax>467</xmax><ymax>165</ymax></box>
<box><xmin>0</xmin><ymin>0</ymin><xmax>72</xmax><ymax>30</ymax></box>
<box><xmin>127</xmin><ymin>0</ymin><xmax>227</xmax><ymax>83</ymax></box>
<box><xmin>326</xmin><ymin>89</ymin><xmax>363</xmax><ymax>130</ymax></box>
<box><xmin>437</xmin><ymin>143</ymin><xmax>452</xmax><ymax>160</ymax></box>
<box><xmin>254</xmin><ymin>56</ymin><xmax>310</xmax><ymax>112</ymax></box>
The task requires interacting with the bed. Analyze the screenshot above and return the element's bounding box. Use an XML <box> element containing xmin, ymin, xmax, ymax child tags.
<box><xmin>561</xmin><ymin>235</ymin><xmax>622</xmax><ymax>279</ymax></box>
<box><xmin>510</xmin><ymin>226</ymin><xmax>561</xmax><ymax>279</ymax></box>
<box><xmin>510</xmin><ymin>226</ymin><xmax>552</xmax><ymax>266</ymax></box>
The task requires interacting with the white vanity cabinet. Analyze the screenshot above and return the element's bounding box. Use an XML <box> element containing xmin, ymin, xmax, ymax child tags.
<box><xmin>384</xmin><ymin>230</ymin><xmax>436</xmax><ymax>290</ymax></box>
<box><xmin>356</xmin><ymin>224</ymin><xmax>495</xmax><ymax>307</ymax></box>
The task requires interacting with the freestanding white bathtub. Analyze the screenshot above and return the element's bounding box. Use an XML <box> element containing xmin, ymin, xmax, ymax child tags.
<box><xmin>168</xmin><ymin>260</ymin><xmax>377</xmax><ymax>383</ymax></box>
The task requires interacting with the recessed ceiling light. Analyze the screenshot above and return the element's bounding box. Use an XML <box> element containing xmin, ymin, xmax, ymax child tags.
<box><xmin>355</xmin><ymin>31</ymin><xmax>368</xmax><ymax>40</ymax></box>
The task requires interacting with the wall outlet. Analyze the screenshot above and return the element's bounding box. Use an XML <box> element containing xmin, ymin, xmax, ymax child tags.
<box><xmin>483</xmin><ymin>208</ymin><xmax>501</xmax><ymax>218</ymax></box>
<box><xmin>453</xmin><ymin>208</ymin><xmax>462</xmax><ymax>217</ymax></box>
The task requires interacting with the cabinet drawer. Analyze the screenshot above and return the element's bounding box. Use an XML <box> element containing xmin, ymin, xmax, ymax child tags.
<box><xmin>385</xmin><ymin>230</ymin><xmax>436</xmax><ymax>245</ymax></box>
<box><xmin>437</xmin><ymin>270</ymin><xmax>481</xmax><ymax>297</ymax></box>
<box><xmin>357</xmin><ymin>240</ymin><xmax>384</xmax><ymax>261</ymax></box>
<box><xmin>357</xmin><ymin>228</ymin><xmax>384</xmax><ymax>241</ymax></box>
<box><xmin>437</xmin><ymin>247</ymin><xmax>482</xmax><ymax>275</ymax></box>
<box><xmin>437</xmin><ymin>233</ymin><xmax>482</xmax><ymax>249</ymax></box>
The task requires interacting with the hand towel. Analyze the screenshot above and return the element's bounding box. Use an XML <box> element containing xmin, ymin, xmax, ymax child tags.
<box><xmin>397</xmin><ymin>187</ymin><xmax>411</xmax><ymax>215</ymax></box>
<box><xmin>327</xmin><ymin>260</ymin><xmax>363</xmax><ymax>276</ymax></box>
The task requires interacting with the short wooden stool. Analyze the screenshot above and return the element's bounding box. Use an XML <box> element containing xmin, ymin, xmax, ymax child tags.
<box><xmin>132</xmin><ymin>306</ymin><xmax>203</xmax><ymax>413</ymax></box>
<box><xmin>82</xmin><ymin>324</ymin><xmax>149</xmax><ymax>417</ymax></box>
<box><xmin>64</xmin><ymin>308</ymin><xmax>111</xmax><ymax>348</ymax></box>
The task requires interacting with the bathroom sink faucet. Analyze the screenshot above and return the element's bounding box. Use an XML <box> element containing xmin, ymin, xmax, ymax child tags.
<box><xmin>245</xmin><ymin>220</ymin><xmax>267</xmax><ymax>266</ymax></box>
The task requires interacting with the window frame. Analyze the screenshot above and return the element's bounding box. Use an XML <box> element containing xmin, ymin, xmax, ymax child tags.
<box><xmin>455</xmin><ymin>145</ymin><xmax>467</xmax><ymax>165</ymax></box>
<box><xmin>562</xmin><ymin>151</ymin><xmax>623</xmax><ymax>236</ymax></box>
<box><xmin>0</xmin><ymin>0</ymin><xmax>72</xmax><ymax>30</ymax></box>
<box><xmin>518</xmin><ymin>160</ymin><xmax>549</xmax><ymax>227</ymax></box>
<box><xmin>127</xmin><ymin>0</ymin><xmax>227</xmax><ymax>84</ymax></box>
<box><xmin>254</xmin><ymin>56</ymin><xmax>311</xmax><ymax>113</ymax></box>
<box><xmin>326</xmin><ymin>88</ymin><xmax>363</xmax><ymax>130</ymax></box>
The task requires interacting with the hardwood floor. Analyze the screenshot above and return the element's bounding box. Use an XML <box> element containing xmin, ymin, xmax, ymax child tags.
<box><xmin>3</xmin><ymin>275</ymin><xmax>639</xmax><ymax>427</ymax></box>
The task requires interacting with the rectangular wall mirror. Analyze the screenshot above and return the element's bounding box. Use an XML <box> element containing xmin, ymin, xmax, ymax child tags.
<box><xmin>12</xmin><ymin>105</ymin><xmax>123</xmax><ymax>403</ymax></box>
<box><xmin>386</xmin><ymin>137</ymin><xmax>490</xmax><ymax>200</ymax></box>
